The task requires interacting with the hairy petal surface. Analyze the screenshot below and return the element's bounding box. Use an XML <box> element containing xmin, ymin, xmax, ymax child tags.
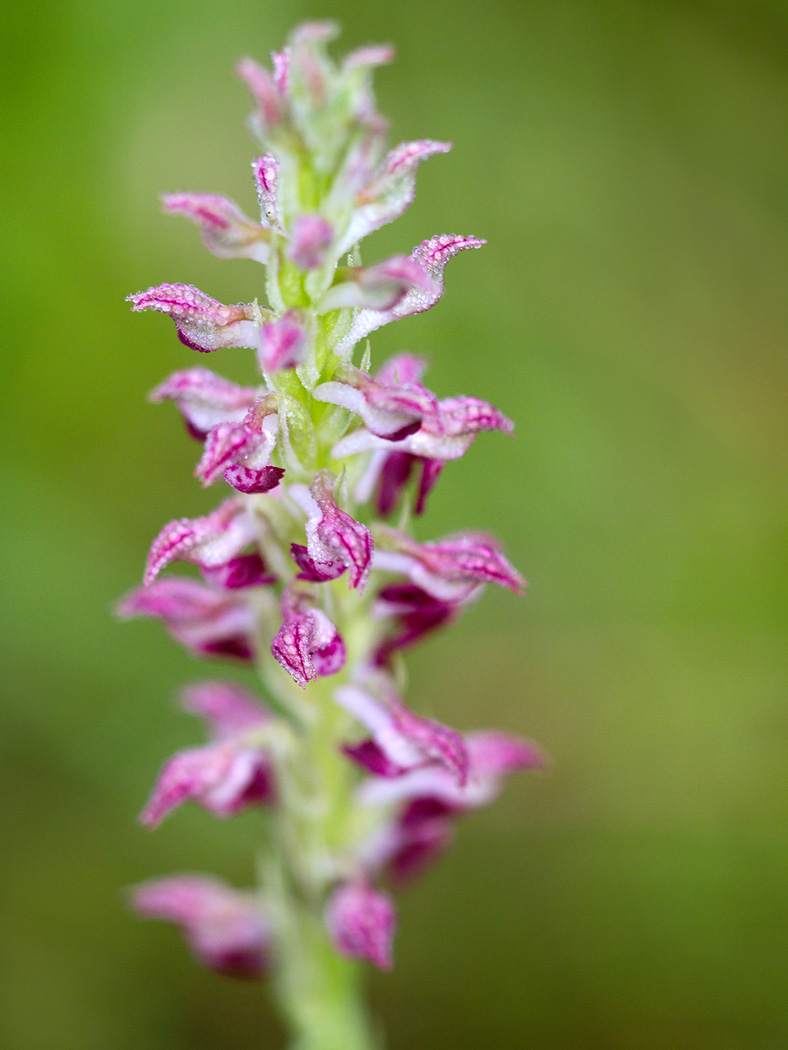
<box><xmin>289</xmin><ymin>473</ymin><xmax>373</xmax><ymax>589</ymax></box>
<box><xmin>372</xmin><ymin>526</ymin><xmax>526</xmax><ymax>602</ymax></box>
<box><xmin>140</xmin><ymin>742</ymin><xmax>273</xmax><ymax>825</ymax></box>
<box><xmin>149</xmin><ymin>368</ymin><xmax>259</xmax><ymax>440</ymax></box>
<box><xmin>271</xmin><ymin>587</ymin><xmax>346</xmax><ymax>687</ymax></box>
<box><xmin>144</xmin><ymin>499</ymin><xmax>259</xmax><ymax>586</ymax></box>
<box><xmin>334</xmin><ymin>234</ymin><xmax>485</xmax><ymax>356</ymax></box>
<box><xmin>127</xmin><ymin>284</ymin><xmax>263</xmax><ymax>353</ymax></box>
<box><xmin>336</xmin><ymin>682</ymin><xmax>468</xmax><ymax>785</ymax></box>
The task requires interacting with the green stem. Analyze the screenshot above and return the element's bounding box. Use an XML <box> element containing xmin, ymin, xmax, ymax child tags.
<box><xmin>260</xmin><ymin>584</ymin><xmax>385</xmax><ymax>1050</ymax></box>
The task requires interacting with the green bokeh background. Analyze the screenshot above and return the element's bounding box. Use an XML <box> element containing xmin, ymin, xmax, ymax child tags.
<box><xmin>2</xmin><ymin>1</ymin><xmax>787</xmax><ymax>1047</ymax></box>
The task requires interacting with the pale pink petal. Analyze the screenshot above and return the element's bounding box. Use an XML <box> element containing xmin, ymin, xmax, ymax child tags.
<box><xmin>252</xmin><ymin>155</ymin><xmax>285</xmax><ymax>232</ymax></box>
<box><xmin>337</xmin><ymin>140</ymin><xmax>452</xmax><ymax>253</ymax></box>
<box><xmin>144</xmin><ymin>499</ymin><xmax>257</xmax><ymax>586</ymax></box>
<box><xmin>161</xmin><ymin>193</ymin><xmax>269</xmax><ymax>263</ymax></box>
<box><xmin>149</xmin><ymin>368</ymin><xmax>259</xmax><ymax>439</ymax></box>
<box><xmin>139</xmin><ymin>743</ymin><xmax>271</xmax><ymax>826</ymax></box>
<box><xmin>325</xmin><ymin>881</ymin><xmax>395</xmax><ymax>971</ymax></box>
<box><xmin>127</xmin><ymin>283</ymin><xmax>261</xmax><ymax>353</ymax></box>
<box><xmin>313</xmin><ymin>360</ymin><xmax>438</xmax><ymax>441</ymax></box>
<box><xmin>372</xmin><ymin>526</ymin><xmax>526</xmax><ymax>602</ymax></box>
<box><xmin>334</xmin><ymin>234</ymin><xmax>485</xmax><ymax>356</ymax></box>
<box><xmin>237</xmin><ymin>57</ymin><xmax>284</xmax><ymax>133</ymax></box>
<box><xmin>118</xmin><ymin>579</ymin><xmax>255</xmax><ymax>661</ymax></box>
<box><xmin>258</xmin><ymin>312</ymin><xmax>308</xmax><ymax>372</ymax></box>
<box><xmin>195</xmin><ymin>400</ymin><xmax>278</xmax><ymax>486</ymax></box>
<box><xmin>319</xmin><ymin>256</ymin><xmax>436</xmax><ymax>314</ymax></box>
<box><xmin>342</xmin><ymin>44</ymin><xmax>394</xmax><ymax>73</ymax></box>
<box><xmin>180</xmin><ymin>681</ymin><xmax>270</xmax><ymax>740</ymax></box>
<box><xmin>335</xmin><ymin>682</ymin><xmax>468</xmax><ymax>784</ymax></box>
<box><xmin>288</xmin><ymin>214</ymin><xmax>334</xmax><ymax>270</ymax></box>
<box><xmin>131</xmin><ymin>875</ymin><xmax>269</xmax><ymax>977</ymax></box>
<box><xmin>290</xmin><ymin>474</ymin><xmax>373</xmax><ymax>590</ymax></box>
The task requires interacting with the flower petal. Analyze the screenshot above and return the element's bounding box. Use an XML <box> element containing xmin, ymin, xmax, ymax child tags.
<box><xmin>258</xmin><ymin>312</ymin><xmax>308</xmax><ymax>372</ymax></box>
<box><xmin>335</xmin><ymin>682</ymin><xmax>468</xmax><ymax>784</ymax></box>
<box><xmin>271</xmin><ymin>589</ymin><xmax>346</xmax><ymax>688</ymax></box>
<box><xmin>252</xmin><ymin>155</ymin><xmax>285</xmax><ymax>233</ymax></box>
<box><xmin>325</xmin><ymin>881</ymin><xmax>395</xmax><ymax>971</ymax></box>
<box><xmin>127</xmin><ymin>283</ymin><xmax>262</xmax><ymax>353</ymax></box>
<box><xmin>222</xmin><ymin>464</ymin><xmax>285</xmax><ymax>495</ymax></box>
<box><xmin>130</xmin><ymin>875</ymin><xmax>269</xmax><ymax>977</ymax></box>
<box><xmin>314</xmin><ymin>358</ymin><xmax>438</xmax><ymax>441</ymax></box>
<box><xmin>118</xmin><ymin>578</ymin><xmax>255</xmax><ymax>661</ymax></box>
<box><xmin>289</xmin><ymin>474</ymin><xmax>373</xmax><ymax>590</ymax></box>
<box><xmin>149</xmin><ymin>368</ymin><xmax>259</xmax><ymax>439</ymax></box>
<box><xmin>201</xmin><ymin>552</ymin><xmax>276</xmax><ymax>589</ymax></box>
<box><xmin>161</xmin><ymin>193</ymin><xmax>269</xmax><ymax>263</ymax></box>
<box><xmin>144</xmin><ymin>499</ymin><xmax>258</xmax><ymax>586</ymax></box>
<box><xmin>334</xmin><ymin>234</ymin><xmax>485</xmax><ymax>356</ymax></box>
<box><xmin>337</xmin><ymin>140</ymin><xmax>452</xmax><ymax>254</ymax></box>
<box><xmin>237</xmin><ymin>57</ymin><xmax>285</xmax><ymax>134</ymax></box>
<box><xmin>372</xmin><ymin>526</ymin><xmax>526</xmax><ymax>601</ymax></box>
<box><xmin>139</xmin><ymin>742</ymin><xmax>272</xmax><ymax>826</ymax></box>
<box><xmin>319</xmin><ymin>256</ymin><xmax>436</xmax><ymax>314</ymax></box>
<box><xmin>180</xmin><ymin>680</ymin><xmax>270</xmax><ymax>740</ymax></box>
<box><xmin>288</xmin><ymin>214</ymin><xmax>334</xmax><ymax>270</ymax></box>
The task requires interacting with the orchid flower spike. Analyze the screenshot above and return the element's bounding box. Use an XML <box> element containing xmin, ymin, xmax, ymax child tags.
<box><xmin>124</xmin><ymin>22</ymin><xmax>543</xmax><ymax>1050</ymax></box>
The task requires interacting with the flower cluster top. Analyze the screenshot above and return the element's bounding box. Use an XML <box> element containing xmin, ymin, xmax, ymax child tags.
<box><xmin>123</xmin><ymin>22</ymin><xmax>542</xmax><ymax>979</ymax></box>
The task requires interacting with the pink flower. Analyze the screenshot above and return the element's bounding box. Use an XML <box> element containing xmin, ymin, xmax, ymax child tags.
<box><xmin>127</xmin><ymin>283</ymin><xmax>265</xmax><ymax>353</ymax></box>
<box><xmin>130</xmin><ymin>875</ymin><xmax>269</xmax><ymax>977</ymax></box>
<box><xmin>289</xmin><ymin>472</ymin><xmax>373</xmax><ymax>590</ymax></box>
<box><xmin>139</xmin><ymin>682</ymin><xmax>274</xmax><ymax>827</ymax></box>
<box><xmin>271</xmin><ymin>586</ymin><xmax>346</xmax><ymax>688</ymax></box>
<box><xmin>355</xmin><ymin>732</ymin><xmax>547</xmax><ymax>882</ymax></box>
<box><xmin>336</xmin><ymin>679</ymin><xmax>469</xmax><ymax>786</ymax></box>
<box><xmin>118</xmin><ymin>578</ymin><xmax>256</xmax><ymax>661</ymax></box>
<box><xmin>149</xmin><ymin>367</ymin><xmax>259</xmax><ymax>440</ymax></box>
<box><xmin>372</xmin><ymin>526</ymin><xmax>526</xmax><ymax>602</ymax></box>
<box><xmin>325</xmin><ymin>880</ymin><xmax>396</xmax><ymax>970</ymax></box>
<box><xmin>144</xmin><ymin>499</ymin><xmax>272</xmax><ymax>587</ymax></box>
<box><xmin>161</xmin><ymin>193</ymin><xmax>270</xmax><ymax>263</ymax></box>
<box><xmin>334</xmin><ymin>234</ymin><xmax>486</xmax><ymax>357</ymax></box>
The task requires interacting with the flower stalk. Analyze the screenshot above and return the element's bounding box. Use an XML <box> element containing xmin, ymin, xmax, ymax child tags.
<box><xmin>124</xmin><ymin>22</ymin><xmax>544</xmax><ymax>1050</ymax></box>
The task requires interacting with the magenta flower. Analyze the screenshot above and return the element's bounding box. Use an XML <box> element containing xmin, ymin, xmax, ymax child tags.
<box><xmin>140</xmin><ymin>682</ymin><xmax>274</xmax><ymax>826</ymax></box>
<box><xmin>130</xmin><ymin>875</ymin><xmax>269</xmax><ymax>976</ymax></box>
<box><xmin>289</xmin><ymin>472</ymin><xmax>373</xmax><ymax>589</ymax></box>
<box><xmin>271</xmin><ymin>586</ymin><xmax>346</xmax><ymax>687</ymax></box>
<box><xmin>125</xmin><ymin>23</ymin><xmax>543</xmax><ymax>1049</ymax></box>
<box><xmin>325</xmin><ymin>880</ymin><xmax>396</xmax><ymax>971</ymax></box>
<box><xmin>118</xmin><ymin>578</ymin><xmax>256</xmax><ymax>661</ymax></box>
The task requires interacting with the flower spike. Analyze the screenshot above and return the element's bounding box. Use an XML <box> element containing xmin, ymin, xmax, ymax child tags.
<box><xmin>126</xmin><ymin>23</ymin><xmax>540</xmax><ymax>1044</ymax></box>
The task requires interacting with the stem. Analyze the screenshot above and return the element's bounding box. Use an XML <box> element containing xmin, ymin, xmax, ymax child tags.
<box><xmin>260</xmin><ymin>583</ymin><xmax>384</xmax><ymax>1050</ymax></box>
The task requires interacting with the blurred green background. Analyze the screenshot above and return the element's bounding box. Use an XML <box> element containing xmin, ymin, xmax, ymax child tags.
<box><xmin>2</xmin><ymin>0</ymin><xmax>788</xmax><ymax>1047</ymax></box>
